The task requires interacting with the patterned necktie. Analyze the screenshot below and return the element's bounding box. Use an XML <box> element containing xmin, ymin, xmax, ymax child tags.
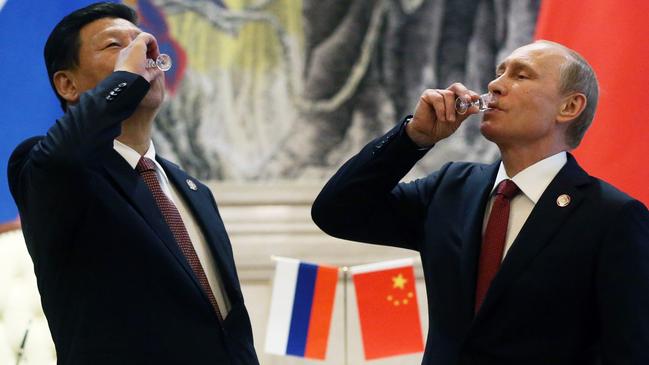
<box><xmin>136</xmin><ymin>157</ymin><xmax>223</xmax><ymax>322</ymax></box>
<box><xmin>475</xmin><ymin>179</ymin><xmax>520</xmax><ymax>313</ymax></box>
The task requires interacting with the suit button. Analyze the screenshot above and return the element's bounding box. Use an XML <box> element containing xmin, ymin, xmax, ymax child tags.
<box><xmin>113</xmin><ymin>87</ymin><xmax>122</xmax><ymax>92</ymax></box>
<box><xmin>118</xmin><ymin>82</ymin><xmax>127</xmax><ymax>87</ymax></box>
<box><xmin>106</xmin><ymin>95</ymin><xmax>114</xmax><ymax>101</ymax></box>
<box><xmin>109</xmin><ymin>91</ymin><xmax>118</xmax><ymax>96</ymax></box>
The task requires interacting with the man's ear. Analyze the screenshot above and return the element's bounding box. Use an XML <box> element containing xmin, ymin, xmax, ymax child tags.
<box><xmin>557</xmin><ymin>92</ymin><xmax>587</xmax><ymax>124</ymax></box>
<box><xmin>53</xmin><ymin>70</ymin><xmax>80</xmax><ymax>104</ymax></box>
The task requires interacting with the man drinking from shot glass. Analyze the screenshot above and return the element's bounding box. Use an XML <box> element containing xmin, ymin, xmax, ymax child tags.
<box><xmin>312</xmin><ymin>40</ymin><xmax>649</xmax><ymax>364</ymax></box>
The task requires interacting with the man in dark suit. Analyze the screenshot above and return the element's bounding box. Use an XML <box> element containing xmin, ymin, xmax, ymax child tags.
<box><xmin>7</xmin><ymin>3</ymin><xmax>258</xmax><ymax>364</ymax></box>
<box><xmin>312</xmin><ymin>40</ymin><xmax>649</xmax><ymax>364</ymax></box>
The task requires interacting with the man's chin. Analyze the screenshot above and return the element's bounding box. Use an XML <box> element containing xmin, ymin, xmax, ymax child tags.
<box><xmin>479</xmin><ymin>121</ymin><xmax>500</xmax><ymax>143</ymax></box>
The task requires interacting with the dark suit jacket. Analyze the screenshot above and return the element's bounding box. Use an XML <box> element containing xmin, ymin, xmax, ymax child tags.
<box><xmin>8</xmin><ymin>72</ymin><xmax>259</xmax><ymax>365</ymax></box>
<box><xmin>312</xmin><ymin>119</ymin><xmax>649</xmax><ymax>365</ymax></box>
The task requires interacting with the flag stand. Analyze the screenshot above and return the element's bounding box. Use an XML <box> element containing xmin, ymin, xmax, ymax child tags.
<box><xmin>267</xmin><ymin>256</ymin><xmax>422</xmax><ymax>362</ymax></box>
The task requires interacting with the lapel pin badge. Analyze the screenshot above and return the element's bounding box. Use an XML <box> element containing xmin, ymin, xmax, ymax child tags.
<box><xmin>556</xmin><ymin>194</ymin><xmax>571</xmax><ymax>207</ymax></box>
<box><xmin>186</xmin><ymin>179</ymin><xmax>198</xmax><ymax>191</ymax></box>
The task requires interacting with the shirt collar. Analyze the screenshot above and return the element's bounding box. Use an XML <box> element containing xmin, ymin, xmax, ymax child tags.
<box><xmin>491</xmin><ymin>151</ymin><xmax>567</xmax><ymax>204</ymax></box>
<box><xmin>113</xmin><ymin>139</ymin><xmax>157</xmax><ymax>169</ymax></box>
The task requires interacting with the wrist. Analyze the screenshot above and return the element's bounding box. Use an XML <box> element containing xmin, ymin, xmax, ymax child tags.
<box><xmin>405</xmin><ymin>118</ymin><xmax>437</xmax><ymax>148</ymax></box>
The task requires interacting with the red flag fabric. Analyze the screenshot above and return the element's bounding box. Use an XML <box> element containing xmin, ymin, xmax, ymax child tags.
<box><xmin>535</xmin><ymin>0</ymin><xmax>649</xmax><ymax>206</ymax></box>
<box><xmin>351</xmin><ymin>259</ymin><xmax>424</xmax><ymax>360</ymax></box>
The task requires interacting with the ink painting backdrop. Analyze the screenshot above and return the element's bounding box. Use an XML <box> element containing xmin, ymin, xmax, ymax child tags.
<box><xmin>147</xmin><ymin>0</ymin><xmax>539</xmax><ymax>182</ymax></box>
<box><xmin>1</xmin><ymin>0</ymin><xmax>545</xmax><ymax>225</ymax></box>
<box><xmin>0</xmin><ymin>0</ymin><xmax>649</xmax><ymax>221</ymax></box>
<box><xmin>1</xmin><ymin>0</ymin><xmax>647</xmax><ymax>220</ymax></box>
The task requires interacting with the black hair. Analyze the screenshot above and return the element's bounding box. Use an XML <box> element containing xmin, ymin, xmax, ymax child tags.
<box><xmin>44</xmin><ymin>2</ymin><xmax>137</xmax><ymax>111</ymax></box>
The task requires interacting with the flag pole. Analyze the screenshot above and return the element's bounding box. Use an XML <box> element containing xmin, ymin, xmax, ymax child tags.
<box><xmin>16</xmin><ymin>319</ymin><xmax>31</xmax><ymax>365</ymax></box>
<box><xmin>342</xmin><ymin>266</ymin><xmax>349</xmax><ymax>365</ymax></box>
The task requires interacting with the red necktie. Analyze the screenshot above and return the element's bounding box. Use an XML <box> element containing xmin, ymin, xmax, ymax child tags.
<box><xmin>475</xmin><ymin>179</ymin><xmax>520</xmax><ymax>313</ymax></box>
<box><xmin>137</xmin><ymin>157</ymin><xmax>223</xmax><ymax>322</ymax></box>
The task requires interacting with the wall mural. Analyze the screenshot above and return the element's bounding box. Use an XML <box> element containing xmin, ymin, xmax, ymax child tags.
<box><xmin>133</xmin><ymin>0</ymin><xmax>541</xmax><ymax>182</ymax></box>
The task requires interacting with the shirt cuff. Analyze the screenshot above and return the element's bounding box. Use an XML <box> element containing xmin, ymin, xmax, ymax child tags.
<box><xmin>401</xmin><ymin>116</ymin><xmax>434</xmax><ymax>151</ymax></box>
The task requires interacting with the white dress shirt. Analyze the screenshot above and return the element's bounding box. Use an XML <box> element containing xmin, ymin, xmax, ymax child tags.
<box><xmin>482</xmin><ymin>151</ymin><xmax>568</xmax><ymax>260</ymax></box>
<box><xmin>113</xmin><ymin>139</ymin><xmax>231</xmax><ymax>317</ymax></box>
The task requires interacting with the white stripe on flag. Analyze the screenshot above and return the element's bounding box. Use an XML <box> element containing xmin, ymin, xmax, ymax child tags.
<box><xmin>349</xmin><ymin>258</ymin><xmax>414</xmax><ymax>274</ymax></box>
<box><xmin>265</xmin><ymin>257</ymin><xmax>300</xmax><ymax>355</ymax></box>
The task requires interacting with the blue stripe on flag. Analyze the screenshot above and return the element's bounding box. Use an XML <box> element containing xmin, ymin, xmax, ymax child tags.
<box><xmin>285</xmin><ymin>262</ymin><xmax>318</xmax><ymax>356</ymax></box>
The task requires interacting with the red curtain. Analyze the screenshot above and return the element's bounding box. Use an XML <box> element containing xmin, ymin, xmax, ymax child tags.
<box><xmin>535</xmin><ymin>0</ymin><xmax>649</xmax><ymax>205</ymax></box>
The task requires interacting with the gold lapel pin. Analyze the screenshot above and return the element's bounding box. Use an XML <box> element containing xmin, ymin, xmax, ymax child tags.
<box><xmin>556</xmin><ymin>194</ymin><xmax>571</xmax><ymax>207</ymax></box>
<box><xmin>186</xmin><ymin>179</ymin><xmax>198</xmax><ymax>191</ymax></box>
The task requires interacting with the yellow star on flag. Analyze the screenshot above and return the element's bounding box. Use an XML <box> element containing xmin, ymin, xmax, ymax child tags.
<box><xmin>392</xmin><ymin>273</ymin><xmax>408</xmax><ymax>290</ymax></box>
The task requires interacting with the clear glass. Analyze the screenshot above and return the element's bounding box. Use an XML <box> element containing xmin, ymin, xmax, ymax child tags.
<box><xmin>145</xmin><ymin>53</ymin><xmax>172</xmax><ymax>71</ymax></box>
<box><xmin>455</xmin><ymin>93</ymin><xmax>497</xmax><ymax>114</ymax></box>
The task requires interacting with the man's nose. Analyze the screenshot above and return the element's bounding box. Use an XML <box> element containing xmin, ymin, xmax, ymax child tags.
<box><xmin>488</xmin><ymin>77</ymin><xmax>506</xmax><ymax>96</ymax></box>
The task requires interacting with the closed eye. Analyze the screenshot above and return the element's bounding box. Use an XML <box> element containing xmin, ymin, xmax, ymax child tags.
<box><xmin>104</xmin><ymin>42</ymin><xmax>121</xmax><ymax>49</ymax></box>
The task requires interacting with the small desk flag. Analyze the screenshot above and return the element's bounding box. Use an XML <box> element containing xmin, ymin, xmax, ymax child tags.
<box><xmin>265</xmin><ymin>257</ymin><xmax>338</xmax><ymax>360</ymax></box>
<box><xmin>351</xmin><ymin>258</ymin><xmax>424</xmax><ymax>360</ymax></box>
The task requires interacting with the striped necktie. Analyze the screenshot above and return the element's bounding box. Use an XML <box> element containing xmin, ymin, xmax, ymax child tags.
<box><xmin>136</xmin><ymin>157</ymin><xmax>223</xmax><ymax>322</ymax></box>
<box><xmin>475</xmin><ymin>179</ymin><xmax>520</xmax><ymax>313</ymax></box>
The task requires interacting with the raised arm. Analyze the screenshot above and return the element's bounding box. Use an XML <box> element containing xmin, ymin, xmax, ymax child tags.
<box><xmin>27</xmin><ymin>32</ymin><xmax>160</xmax><ymax>169</ymax></box>
<box><xmin>7</xmin><ymin>33</ymin><xmax>160</xmax><ymax>253</ymax></box>
<box><xmin>312</xmin><ymin>84</ymin><xmax>480</xmax><ymax>250</ymax></box>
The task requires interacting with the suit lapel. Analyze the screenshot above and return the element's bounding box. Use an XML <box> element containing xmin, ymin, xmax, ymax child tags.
<box><xmin>459</xmin><ymin>161</ymin><xmax>500</xmax><ymax>322</ymax></box>
<box><xmin>474</xmin><ymin>154</ymin><xmax>591</xmax><ymax>321</ymax></box>
<box><xmin>101</xmin><ymin>151</ymin><xmax>206</xmax><ymax>300</ymax></box>
<box><xmin>157</xmin><ymin>158</ymin><xmax>241</xmax><ymax>301</ymax></box>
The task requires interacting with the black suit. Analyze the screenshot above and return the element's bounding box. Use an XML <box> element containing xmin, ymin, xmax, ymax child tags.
<box><xmin>8</xmin><ymin>72</ymin><xmax>259</xmax><ymax>365</ymax></box>
<box><xmin>312</xmin><ymin>119</ymin><xmax>649</xmax><ymax>364</ymax></box>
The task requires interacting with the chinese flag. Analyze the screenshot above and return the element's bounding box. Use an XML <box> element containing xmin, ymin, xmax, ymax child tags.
<box><xmin>351</xmin><ymin>259</ymin><xmax>424</xmax><ymax>360</ymax></box>
<box><xmin>535</xmin><ymin>0</ymin><xmax>649</xmax><ymax>206</ymax></box>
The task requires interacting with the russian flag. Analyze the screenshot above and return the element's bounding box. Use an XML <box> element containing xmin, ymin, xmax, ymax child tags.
<box><xmin>265</xmin><ymin>257</ymin><xmax>339</xmax><ymax>360</ymax></box>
